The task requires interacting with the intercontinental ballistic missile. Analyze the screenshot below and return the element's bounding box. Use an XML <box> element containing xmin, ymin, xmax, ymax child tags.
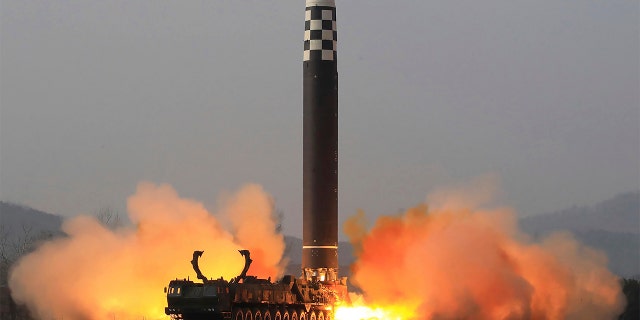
<box><xmin>302</xmin><ymin>0</ymin><xmax>339</xmax><ymax>282</ymax></box>
<box><xmin>163</xmin><ymin>3</ymin><xmax>347</xmax><ymax>319</ymax></box>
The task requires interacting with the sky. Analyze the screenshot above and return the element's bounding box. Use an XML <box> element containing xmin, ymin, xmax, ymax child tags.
<box><xmin>1</xmin><ymin>0</ymin><xmax>638</xmax><ymax>239</ymax></box>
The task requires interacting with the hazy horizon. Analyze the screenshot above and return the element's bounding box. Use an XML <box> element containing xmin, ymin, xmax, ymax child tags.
<box><xmin>2</xmin><ymin>0</ymin><xmax>638</xmax><ymax>239</ymax></box>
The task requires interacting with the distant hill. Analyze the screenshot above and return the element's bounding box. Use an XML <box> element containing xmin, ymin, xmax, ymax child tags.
<box><xmin>521</xmin><ymin>192</ymin><xmax>639</xmax><ymax>234</ymax></box>
<box><xmin>520</xmin><ymin>192</ymin><xmax>639</xmax><ymax>277</ymax></box>
<box><xmin>283</xmin><ymin>192</ymin><xmax>639</xmax><ymax>278</ymax></box>
<box><xmin>0</xmin><ymin>201</ymin><xmax>63</xmax><ymax>243</ymax></box>
<box><xmin>0</xmin><ymin>202</ymin><xmax>64</xmax><ymax>286</ymax></box>
<box><xmin>2</xmin><ymin>192</ymin><xmax>638</xmax><ymax>278</ymax></box>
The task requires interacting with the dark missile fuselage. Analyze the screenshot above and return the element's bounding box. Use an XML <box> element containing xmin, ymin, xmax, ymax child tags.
<box><xmin>302</xmin><ymin>2</ymin><xmax>339</xmax><ymax>277</ymax></box>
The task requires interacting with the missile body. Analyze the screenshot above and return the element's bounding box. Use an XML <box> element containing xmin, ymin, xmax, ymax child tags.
<box><xmin>302</xmin><ymin>0</ymin><xmax>339</xmax><ymax>282</ymax></box>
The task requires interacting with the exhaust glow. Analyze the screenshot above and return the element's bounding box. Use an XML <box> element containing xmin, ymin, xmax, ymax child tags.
<box><xmin>9</xmin><ymin>182</ymin><xmax>285</xmax><ymax>320</ymax></box>
<box><xmin>335</xmin><ymin>294</ymin><xmax>417</xmax><ymax>320</ymax></box>
<box><xmin>343</xmin><ymin>179</ymin><xmax>626</xmax><ymax>320</ymax></box>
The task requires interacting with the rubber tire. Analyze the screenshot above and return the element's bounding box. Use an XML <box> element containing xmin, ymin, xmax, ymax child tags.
<box><xmin>244</xmin><ymin>309</ymin><xmax>253</xmax><ymax>320</ymax></box>
<box><xmin>234</xmin><ymin>309</ymin><xmax>244</xmax><ymax>320</ymax></box>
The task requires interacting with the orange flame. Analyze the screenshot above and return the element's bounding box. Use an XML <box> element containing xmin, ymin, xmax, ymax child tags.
<box><xmin>8</xmin><ymin>179</ymin><xmax>627</xmax><ymax>319</ymax></box>
<box><xmin>9</xmin><ymin>182</ymin><xmax>285</xmax><ymax>320</ymax></box>
<box><xmin>343</xmin><ymin>180</ymin><xmax>626</xmax><ymax>320</ymax></box>
<box><xmin>335</xmin><ymin>294</ymin><xmax>417</xmax><ymax>320</ymax></box>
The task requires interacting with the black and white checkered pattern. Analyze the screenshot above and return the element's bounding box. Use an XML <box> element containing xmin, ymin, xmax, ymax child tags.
<box><xmin>304</xmin><ymin>6</ymin><xmax>337</xmax><ymax>61</ymax></box>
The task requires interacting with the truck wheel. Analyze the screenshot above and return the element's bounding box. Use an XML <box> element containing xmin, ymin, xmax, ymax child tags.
<box><xmin>244</xmin><ymin>308</ymin><xmax>254</xmax><ymax>320</ymax></box>
<box><xmin>234</xmin><ymin>309</ymin><xmax>244</xmax><ymax>320</ymax></box>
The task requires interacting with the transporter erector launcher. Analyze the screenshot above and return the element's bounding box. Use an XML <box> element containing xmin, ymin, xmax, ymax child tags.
<box><xmin>302</xmin><ymin>0</ymin><xmax>340</xmax><ymax>283</ymax></box>
<box><xmin>163</xmin><ymin>2</ymin><xmax>347</xmax><ymax>319</ymax></box>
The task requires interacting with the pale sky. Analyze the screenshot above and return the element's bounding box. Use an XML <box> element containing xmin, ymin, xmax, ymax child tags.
<box><xmin>1</xmin><ymin>0</ymin><xmax>638</xmax><ymax>239</ymax></box>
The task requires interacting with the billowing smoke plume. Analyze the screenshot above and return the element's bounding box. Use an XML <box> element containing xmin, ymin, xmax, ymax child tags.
<box><xmin>344</xmin><ymin>179</ymin><xmax>625</xmax><ymax>320</ymax></box>
<box><xmin>9</xmin><ymin>182</ymin><xmax>285</xmax><ymax>320</ymax></box>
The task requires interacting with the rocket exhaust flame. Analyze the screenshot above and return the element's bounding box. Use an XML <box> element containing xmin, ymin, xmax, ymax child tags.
<box><xmin>8</xmin><ymin>180</ymin><xmax>625</xmax><ymax>320</ymax></box>
<box><xmin>338</xmin><ymin>180</ymin><xmax>626</xmax><ymax>320</ymax></box>
<box><xmin>8</xmin><ymin>183</ymin><xmax>285</xmax><ymax>320</ymax></box>
<box><xmin>334</xmin><ymin>293</ymin><xmax>418</xmax><ymax>320</ymax></box>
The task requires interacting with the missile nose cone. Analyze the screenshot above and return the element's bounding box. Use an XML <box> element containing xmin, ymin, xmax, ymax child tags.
<box><xmin>303</xmin><ymin>1</ymin><xmax>337</xmax><ymax>62</ymax></box>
